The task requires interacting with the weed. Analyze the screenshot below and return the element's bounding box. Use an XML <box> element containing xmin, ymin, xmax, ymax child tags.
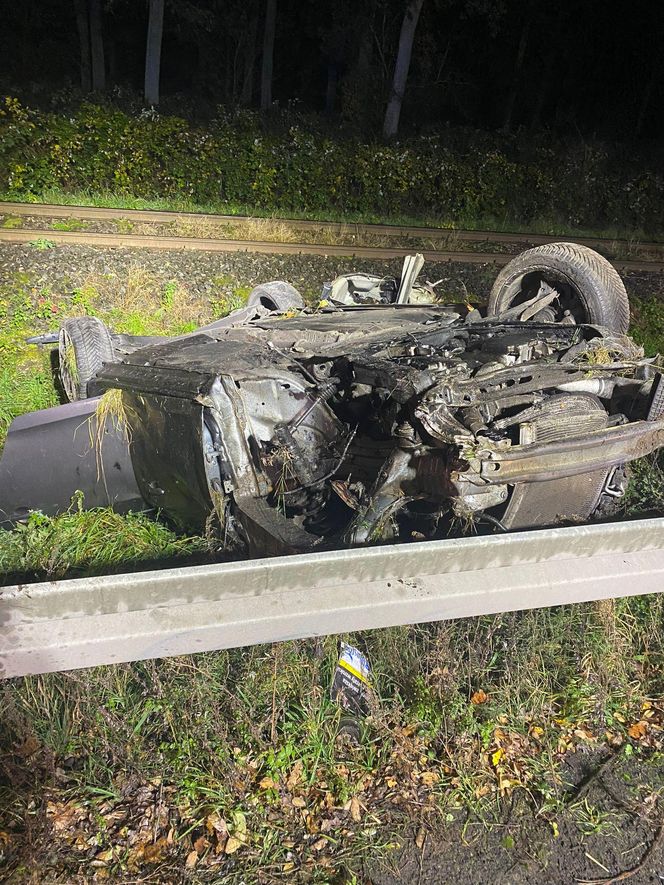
<box><xmin>28</xmin><ymin>237</ymin><xmax>56</xmax><ymax>250</ymax></box>
<box><xmin>570</xmin><ymin>798</ymin><xmax>621</xmax><ymax>837</ymax></box>
<box><xmin>51</xmin><ymin>218</ymin><xmax>88</xmax><ymax>232</ymax></box>
<box><xmin>91</xmin><ymin>388</ymin><xmax>133</xmax><ymax>481</ymax></box>
<box><xmin>623</xmin><ymin>453</ymin><xmax>664</xmax><ymax>514</ymax></box>
<box><xmin>1</xmin><ymin>215</ymin><xmax>23</xmax><ymax>229</ymax></box>
<box><xmin>111</xmin><ymin>217</ymin><xmax>135</xmax><ymax>233</ymax></box>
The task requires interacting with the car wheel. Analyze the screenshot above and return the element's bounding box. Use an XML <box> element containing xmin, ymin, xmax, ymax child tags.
<box><xmin>247</xmin><ymin>281</ymin><xmax>304</xmax><ymax>312</ymax></box>
<box><xmin>487</xmin><ymin>242</ymin><xmax>630</xmax><ymax>332</ymax></box>
<box><xmin>58</xmin><ymin>317</ymin><xmax>115</xmax><ymax>401</ymax></box>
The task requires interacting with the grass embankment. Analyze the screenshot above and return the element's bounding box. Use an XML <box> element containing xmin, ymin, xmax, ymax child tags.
<box><xmin>1</xmin><ymin>604</ymin><xmax>662</xmax><ymax>881</ymax></box>
<box><xmin>0</xmin><ymin>265</ymin><xmax>663</xmax><ymax>882</ymax></box>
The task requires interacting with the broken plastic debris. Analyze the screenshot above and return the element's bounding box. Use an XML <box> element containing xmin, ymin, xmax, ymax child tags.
<box><xmin>331</xmin><ymin>642</ymin><xmax>372</xmax><ymax>716</ymax></box>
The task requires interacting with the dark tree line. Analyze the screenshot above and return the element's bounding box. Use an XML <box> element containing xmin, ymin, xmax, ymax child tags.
<box><xmin>1</xmin><ymin>0</ymin><xmax>662</xmax><ymax>139</ymax></box>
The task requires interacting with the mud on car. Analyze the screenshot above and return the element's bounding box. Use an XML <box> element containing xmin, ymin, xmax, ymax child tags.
<box><xmin>2</xmin><ymin>243</ymin><xmax>664</xmax><ymax>558</ymax></box>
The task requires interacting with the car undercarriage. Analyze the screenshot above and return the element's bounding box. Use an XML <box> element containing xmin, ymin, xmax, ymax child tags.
<box><xmin>2</xmin><ymin>244</ymin><xmax>663</xmax><ymax>559</ymax></box>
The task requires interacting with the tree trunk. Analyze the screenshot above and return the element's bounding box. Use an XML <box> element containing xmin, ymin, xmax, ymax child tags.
<box><xmin>502</xmin><ymin>8</ymin><xmax>533</xmax><ymax>131</ymax></box>
<box><xmin>240</xmin><ymin>15</ymin><xmax>258</xmax><ymax>105</ymax></box>
<box><xmin>260</xmin><ymin>0</ymin><xmax>277</xmax><ymax>111</ymax></box>
<box><xmin>382</xmin><ymin>0</ymin><xmax>425</xmax><ymax>140</ymax></box>
<box><xmin>73</xmin><ymin>0</ymin><xmax>92</xmax><ymax>92</ymax></box>
<box><xmin>145</xmin><ymin>0</ymin><xmax>165</xmax><ymax>107</ymax></box>
<box><xmin>89</xmin><ymin>0</ymin><xmax>105</xmax><ymax>92</ymax></box>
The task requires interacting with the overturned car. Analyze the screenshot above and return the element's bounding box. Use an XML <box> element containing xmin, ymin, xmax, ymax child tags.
<box><xmin>2</xmin><ymin>243</ymin><xmax>664</xmax><ymax>558</ymax></box>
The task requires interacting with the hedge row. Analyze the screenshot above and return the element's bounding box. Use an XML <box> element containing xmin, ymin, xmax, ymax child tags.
<box><xmin>2</xmin><ymin>97</ymin><xmax>663</xmax><ymax>231</ymax></box>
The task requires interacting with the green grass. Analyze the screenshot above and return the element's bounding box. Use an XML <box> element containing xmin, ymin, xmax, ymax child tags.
<box><xmin>50</xmin><ymin>218</ymin><xmax>89</xmax><ymax>232</ymax></box>
<box><xmin>628</xmin><ymin>293</ymin><xmax>664</xmax><ymax>355</ymax></box>
<box><xmin>1</xmin><ymin>216</ymin><xmax>23</xmax><ymax>229</ymax></box>
<box><xmin>4</xmin><ymin>186</ymin><xmax>662</xmax><ymax>244</ymax></box>
<box><xmin>0</xmin><ymin>502</ymin><xmax>212</xmax><ymax>581</ymax></box>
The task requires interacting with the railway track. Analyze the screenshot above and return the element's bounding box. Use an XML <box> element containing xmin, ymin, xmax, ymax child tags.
<box><xmin>2</xmin><ymin>201</ymin><xmax>664</xmax><ymax>273</ymax></box>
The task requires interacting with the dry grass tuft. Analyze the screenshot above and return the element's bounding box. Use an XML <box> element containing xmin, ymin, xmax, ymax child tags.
<box><xmin>90</xmin><ymin>388</ymin><xmax>132</xmax><ymax>483</ymax></box>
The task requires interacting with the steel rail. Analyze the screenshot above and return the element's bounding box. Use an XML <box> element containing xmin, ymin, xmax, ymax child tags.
<box><xmin>2</xmin><ymin>516</ymin><xmax>664</xmax><ymax>678</ymax></box>
<box><xmin>2</xmin><ymin>200</ymin><xmax>664</xmax><ymax>256</ymax></box>
<box><xmin>1</xmin><ymin>226</ymin><xmax>663</xmax><ymax>274</ymax></box>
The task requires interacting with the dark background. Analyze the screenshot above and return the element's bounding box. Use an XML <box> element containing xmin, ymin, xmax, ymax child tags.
<box><xmin>1</xmin><ymin>0</ymin><xmax>662</xmax><ymax>140</ymax></box>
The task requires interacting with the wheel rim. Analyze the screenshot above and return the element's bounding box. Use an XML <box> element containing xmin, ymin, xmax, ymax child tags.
<box><xmin>58</xmin><ymin>328</ymin><xmax>80</xmax><ymax>401</ymax></box>
<box><xmin>503</xmin><ymin>270</ymin><xmax>590</xmax><ymax>324</ymax></box>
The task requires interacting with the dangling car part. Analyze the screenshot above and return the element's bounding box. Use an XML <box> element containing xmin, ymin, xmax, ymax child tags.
<box><xmin>3</xmin><ymin>244</ymin><xmax>662</xmax><ymax>559</ymax></box>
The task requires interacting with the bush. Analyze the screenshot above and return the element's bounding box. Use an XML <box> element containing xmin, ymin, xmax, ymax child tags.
<box><xmin>1</xmin><ymin>96</ymin><xmax>663</xmax><ymax>232</ymax></box>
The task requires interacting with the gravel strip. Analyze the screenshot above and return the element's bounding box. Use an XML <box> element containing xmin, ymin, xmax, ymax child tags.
<box><xmin>1</xmin><ymin>241</ymin><xmax>663</xmax><ymax>304</ymax></box>
<box><xmin>7</xmin><ymin>214</ymin><xmax>664</xmax><ymax>262</ymax></box>
<box><xmin>0</xmin><ymin>214</ymin><xmax>533</xmax><ymax>255</ymax></box>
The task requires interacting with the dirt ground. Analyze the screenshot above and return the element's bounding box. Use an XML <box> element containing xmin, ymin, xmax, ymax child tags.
<box><xmin>367</xmin><ymin>750</ymin><xmax>664</xmax><ymax>885</ymax></box>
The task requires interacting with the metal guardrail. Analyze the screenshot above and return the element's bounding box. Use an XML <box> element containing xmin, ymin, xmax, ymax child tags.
<box><xmin>2</xmin><ymin>517</ymin><xmax>664</xmax><ymax>678</ymax></box>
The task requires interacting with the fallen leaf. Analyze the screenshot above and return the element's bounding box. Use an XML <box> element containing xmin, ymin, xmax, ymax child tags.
<box><xmin>225</xmin><ymin>835</ymin><xmax>244</xmax><ymax>855</ymax></box>
<box><xmin>231</xmin><ymin>809</ymin><xmax>247</xmax><ymax>837</ymax></box>
<box><xmin>287</xmin><ymin>761</ymin><xmax>304</xmax><ymax>790</ymax></box>
<box><xmin>573</xmin><ymin>727</ymin><xmax>596</xmax><ymax>741</ymax></box>
<box><xmin>283</xmin><ymin>861</ymin><xmax>295</xmax><ymax>872</ymax></box>
<box><xmin>185</xmin><ymin>850</ymin><xmax>198</xmax><ymax>869</ymax></box>
<box><xmin>349</xmin><ymin>796</ymin><xmax>361</xmax><ymax>822</ymax></box>
<box><xmin>142</xmin><ymin>839</ymin><xmax>168</xmax><ymax>864</ymax></box>
<box><xmin>259</xmin><ymin>776</ymin><xmax>278</xmax><ymax>790</ymax></box>
<box><xmin>292</xmin><ymin>797</ymin><xmax>306</xmax><ymax>808</ymax></box>
<box><xmin>471</xmin><ymin>689</ymin><xmax>488</xmax><ymax>705</ymax></box>
<box><xmin>491</xmin><ymin>748</ymin><xmax>504</xmax><ymax>767</ymax></box>
<box><xmin>127</xmin><ymin>837</ymin><xmax>169</xmax><ymax>869</ymax></box>
<box><xmin>193</xmin><ymin>835</ymin><xmax>209</xmax><ymax>854</ymax></box>
<box><xmin>415</xmin><ymin>828</ymin><xmax>426</xmax><ymax>849</ymax></box>
<box><xmin>205</xmin><ymin>812</ymin><xmax>227</xmax><ymax>837</ymax></box>
<box><xmin>312</xmin><ymin>837</ymin><xmax>327</xmax><ymax>851</ymax></box>
<box><xmin>628</xmin><ymin>721</ymin><xmax>647</xmax><ymax>740</ymax></box>
<box><xmin>14</xmin><ymin>735</ymin><xmax>40</xmax><ymax>758</ymax></box>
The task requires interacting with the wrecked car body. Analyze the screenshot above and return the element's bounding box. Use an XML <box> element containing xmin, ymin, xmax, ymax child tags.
<box><xmin>2</xmin><ymin>244</ymin><xmax>664</xmax><ymax>558</ymax></box>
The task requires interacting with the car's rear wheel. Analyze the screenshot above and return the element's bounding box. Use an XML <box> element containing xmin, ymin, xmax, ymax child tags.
<box><xmin>58</xmin><ymin>317</ymin><xmax>115</xmax><ymax>401</ymax></box>
<box><xmin>247</xmin><ymin>281</ymin><xmax>304</xmax><ymax>312</ymax></box>
<box><xmin>487</xmin><ymin>242</ymin><xmax>630</xmax><ymax>332</ymax></box>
